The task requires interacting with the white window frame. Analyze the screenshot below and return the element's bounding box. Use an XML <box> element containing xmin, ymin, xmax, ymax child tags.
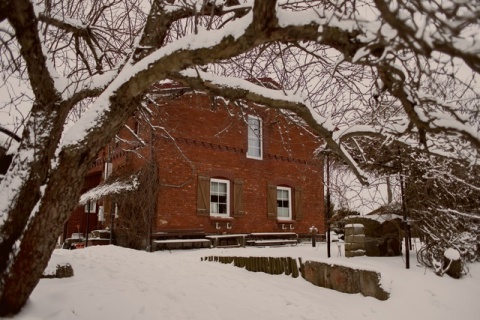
<box><xmin>210</xmin><ymin>178</ymin><xmax>230</xmax><ymax>217</ymax></box>
<box><xmin>84</xmin><ymin>200</ymin><xmax>97</xmax><ymax>213</ymax></box>
<box><xmin>247</xmin><ymin>115</ymin><xmax>263</xmax><ymax>160</ymax></box>
<box><xmin>276</xmin><ymin>186</ymin><xmax>292</xmax><ymax>220</ymax></box>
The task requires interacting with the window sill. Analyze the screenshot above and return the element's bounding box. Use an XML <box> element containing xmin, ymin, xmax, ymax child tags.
<box><xmin>277</xmin><ymin>220</ymin><xmax>296</xmax><ymax>224</ymax></box>
<box><xmin>210</xmin><ymin>216</ymin><xmax>234</xmax><ymax>222</ymax></box>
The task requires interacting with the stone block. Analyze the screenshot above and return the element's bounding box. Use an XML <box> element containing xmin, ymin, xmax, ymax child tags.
<box><xmin>345</xmin><ymin>242</ymin><xmax>365</xmax><ymax>251</ymax></box>
<box><xmin>345</xmin><ymin>234</ymin><xmax>365</xmax><ymax>243</ymax></box>
<box><xmin>345</xmin><ymin>250</ymin><xmax>365</xmax><ymax>257</ymax></box>
<box><xmin>303</xmin><ymin>261</ymin><xmax>389</xmax><ymax>300</ymax></box>
<box><xmin>345</xmin><ymin>224</ymin><xmax>364</xmax><ymax>236</ymax></box>
<box><xmin>42</xmin><ymin>263</ymin><xmax>74</xmax><ymax>279</ymax></box>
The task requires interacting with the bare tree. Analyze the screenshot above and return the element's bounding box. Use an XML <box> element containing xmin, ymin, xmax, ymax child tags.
<box><xmin>112</xmin><ymin>158</ymin><xmax>159</xmax><ymax>251</ymax></box>
<box><xmin>0</xmin><ymin>0</ymin><xmax>479</xmax><ymax>315</ymax></box>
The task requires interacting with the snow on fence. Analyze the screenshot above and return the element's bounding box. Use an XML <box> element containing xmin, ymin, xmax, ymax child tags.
<box><xmin>202</xmin><ymin>256</ymin><xmax>303</xmax><ymax>278</ymax></box>
<box><xmin>202</xmin><ymin>255</ymin><xmax>390</xmax><ymax>300</ymax></box>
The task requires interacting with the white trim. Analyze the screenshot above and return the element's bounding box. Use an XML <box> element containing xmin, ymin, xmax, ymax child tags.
<box><xmin>247</xmin><ymin>115</ymin><xmax>263</xmax><ymax>160</ymax></box>
<box><xmin>84</xmin><ymin>200</ymin><xmax>97</xmax><ymax>213</ymax></box>
<box><xmin>210</xmin><ymin>178</ymin><xmax>230</xmax><ymax>217</ymax></box>
<box><xmin>98</xmin><ymin>206</ymin><xmax>105</xmax><ymax>221</ymax></box>
<box><xmin>276</xmin><ymin>186</ymin><xmax>292</xmax><ymax>220</ymax></box>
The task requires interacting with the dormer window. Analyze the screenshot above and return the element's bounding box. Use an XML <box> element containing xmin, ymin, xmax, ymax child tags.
<box><xmin>247</xmin><ymin>115</ymin><xmax>262</xmax><ymax>160</ymax></box>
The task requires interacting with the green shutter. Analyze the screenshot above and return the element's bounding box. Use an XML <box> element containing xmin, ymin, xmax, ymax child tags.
<box><xmin>267</xmin><ymin>183</ymin><xmax>277</xmax><ymax>219</ymax></box>
<box><xmin>197</xmin><ymin>175</ymin><xmax>210</xmax><ymax>216</ymax></box>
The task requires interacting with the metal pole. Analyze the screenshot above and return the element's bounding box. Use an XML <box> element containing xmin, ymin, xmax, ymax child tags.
<box><xmin>398</xmin><ymin>149</ymin><xmax>409</xmax><ymax>269</ymax></box>
<box><xmin>326</xmin><ymin>152</ymin><xmax>331</xmax><ymax>258</ymax></box>
<box><xmin>110</xmin><ymin>202</ymin><xmax>115</xmax><ymax>244</ymax></box>
<box><xmin>146</xmin><ymin>127</ymin><xmax>154</xmax><ymax>252</ymax></box>
<box><xmin>85</xmin><ymin>201</ymin><xmax>90</xmax><ymax>248</ymax></box>
<box><xmin>107</xmin><ymin>142</ymin><xmax>114</xmax><ymax>245</ymax></box>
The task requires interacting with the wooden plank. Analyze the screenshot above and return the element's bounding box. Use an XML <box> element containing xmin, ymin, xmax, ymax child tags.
<box><xmin>206</xmin><ymin>234</ymin><xmax>247</xmax><ymax>248</ymax></box>
<box><xmin>253</xmin><ymin>239</ymin><xmax>297</xmax><ymax>244</ymax></box>
<box><xmin>249</xmin><ymin>232</ymin><xmax>297</xmax><ymax>236</ymax></box>
<box><xmin>154</xmin><ymin>239</ymin><xmax>211</xmax><ymax>244</ymax></box>
<box><xmin>206</xmin><ymin>234</ymin><xmax>247</xmax><ymax>239</ymax></box>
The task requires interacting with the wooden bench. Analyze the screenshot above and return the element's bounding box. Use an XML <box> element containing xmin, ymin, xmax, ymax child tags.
<box><xmin>246</xmin><ymin>232</ymin><xmax>298</xmax><ymax>246</ymax></box>
<box><xmin>152</xmin><ymin>229</ymin><xmax>210</xmax><ymax>250</ymax></box>
<box><xmin>206</xmin><ymin>234</ymin><xmax>248</xmax><ymax>248</ymax></box>
<box><xmin>154</xmin><ymin>238</ymin><xmax>212</xmax><ymax>250</ymax></box>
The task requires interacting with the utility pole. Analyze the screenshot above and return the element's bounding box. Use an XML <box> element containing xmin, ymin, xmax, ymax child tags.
<box><xmin>326</xmin><ymin>151</ymin><xmax>331</xmax><ymax>258</ymax></box>
<box><xmin>110</xmin><ymin>203</ymin><xmax>115</xmax><ymax>244</ymax></box>
<box><xmin>398</xmin><ymin>149</ymin><xmax>409</xmax><ymax>269</ymax></box>
<box><xmin>85</xmin><ymin>200</ymin><xmax>91</xmax><ymax>248</ymax></box>
<box><xmin>146</xmin><ymin>127</ymin><xmax>154</xmax><ymax>252</ymax></box>
<box><xmin>106</xmin><ymin>142</ymin><xmax>115</xmax><ymax>245</ymax></box>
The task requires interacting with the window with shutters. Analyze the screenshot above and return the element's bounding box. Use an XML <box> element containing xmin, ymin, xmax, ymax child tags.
<box><xmin>198</xmin><ymin>175</ymin><xmax>243</xmax><ymax>218</ymax></box>
<box><xmin>210</xmin><ymin>178</ymin><xmax>230</xmax><ymax>217</ymax></box>
<box><xmin>247</xmin><ymin>115</ymin><xmax>262</xmax><ymax>160</ymax></box>
<box><xmin>267</xmin><ymin>183</ymin><xmax>303</xmax><ymax>221</ymax></box>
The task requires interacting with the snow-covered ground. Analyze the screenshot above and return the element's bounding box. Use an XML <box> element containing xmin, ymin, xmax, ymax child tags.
<box><xmin>10</xmin><ymin>242</ymin><xmax>480</xmax><ymax>320</ymax></box>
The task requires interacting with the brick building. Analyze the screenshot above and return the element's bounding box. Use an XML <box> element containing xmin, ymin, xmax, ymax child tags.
<box><xmin>63</xmin><ymin>82</ymin><xmax>325</xmax><ymax>246</ymax></box>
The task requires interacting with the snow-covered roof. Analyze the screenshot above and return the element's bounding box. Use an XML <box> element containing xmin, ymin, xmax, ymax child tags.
<box><xmin>79</xmin><ymin>175</ymin><xmax>139</xmax><ymax>205</ymax></box>
<box><xmin>358</xmin><ymin>214</ymin><xmax>403</xmax><ymax>223</ymax></box>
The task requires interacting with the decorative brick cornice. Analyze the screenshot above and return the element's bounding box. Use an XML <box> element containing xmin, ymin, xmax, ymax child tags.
<box><xmin>163</xmin><ymin>135</ymin><xmax>318</xmax><ymax>165</ymax></box>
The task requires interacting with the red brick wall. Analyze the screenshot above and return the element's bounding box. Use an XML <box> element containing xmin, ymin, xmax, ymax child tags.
<box><xmin>78</xmin><ymin>89</ymin><xmax>325</xmax><ymax>239</ymax></box>
<box><xmin>64</xmin><ymin>172</ymin><xmax>102</xmax><ymax>239</ymax></box>
<box><xmin>147</xmin><ymin>92</ymin><xmax>325</xmax><ymax>235</ymax></box>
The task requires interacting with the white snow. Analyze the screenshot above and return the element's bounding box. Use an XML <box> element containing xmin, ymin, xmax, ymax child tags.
<box><xmin>344</xmin><ymin>223</ymin><xmax>364</xmax><ymax>228</ymax></box>
<box><xmin>79</xmin><ymin>176</ymin><xmax>139</xmax><ymax>205</ymax></box>
<box><xmin>347</xmin><ymin>214</ymin><xmax>403</xmax><ymax>224</ymax></box>
<box><xmin>444</xmin><ymin>248</ymin><xmax>461</xmax><ymax>260</ymax></box>
<box><xmin>61</xmin><ymin>7</ymin><xmax>254</xmax><ymax>148</ymax></box>
<box><xmin>12</xmin><ymin>242</ymin><xmax>480</xmax><ymax>320</ymax></box>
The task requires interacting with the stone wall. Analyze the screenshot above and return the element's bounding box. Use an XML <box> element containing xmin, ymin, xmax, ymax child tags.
<box><xmin>344</xmin><ymin>216</ymin><xmax>402</xmax><ymax>257</ymax></box>
<box><xmin>304</xmin><ymin>260</ymin><xmax>389</xmax><ymax>300</ymax></box>
<box><xmin>205</xmin><ymin>255</ymin><xmax>390</xmax><ymax>301</ymax></box>
<box><xmin>344</xmin><ymin>224</ymin><xmax>365</xmax><ymax>257</ymax></box>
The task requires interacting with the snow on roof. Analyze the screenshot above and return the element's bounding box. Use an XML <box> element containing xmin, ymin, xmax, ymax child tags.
<box><xmin>361</xmin><ymin>213</ymin><xmax>403</xmax><ymax>223</ymax></box>
<box><xmin>444</xmin><ymin>248</ymin><xmax>460</xmax><ymax>260</ymax></box>
<box><xmin>345</xmin><ymin>213</ymin><xmax>402</xmax><ymax>224</ymax></box>
<box><xmin>79</xmin><ymin>175</ymin><xmax>139</xmax><ymax>205</ymax></box>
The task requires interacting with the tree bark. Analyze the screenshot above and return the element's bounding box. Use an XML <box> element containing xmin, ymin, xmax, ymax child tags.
<box><xmin>0</xmin><ymin>98</ymin><xmax>139</xmax><ymax>315</ymax></box>
<box><xmin>1</xmin><ymin>0</ymin><xmax>478</xmax><ymax>315</ymax></box>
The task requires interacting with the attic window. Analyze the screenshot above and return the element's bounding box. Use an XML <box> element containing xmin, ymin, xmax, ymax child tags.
<box><xmin>247</xmin><ymin>115</ymin><xmax>262</xmax><ymax>160</ymax></box>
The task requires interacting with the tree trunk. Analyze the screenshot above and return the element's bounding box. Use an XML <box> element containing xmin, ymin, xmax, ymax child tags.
<box><xmin>0</xmin><ymin>97</ymin><xmax>139</xmax><ymax>316</ymax></box>
<box><xmin>0</xmin><ymin>144</ymin><xmax>94</xmax><ymax>315</ymax></box>
<box><xmin>386</xmin><ymin>176</ymin><xmax>393</xmax><ymax>204</ymax></box>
